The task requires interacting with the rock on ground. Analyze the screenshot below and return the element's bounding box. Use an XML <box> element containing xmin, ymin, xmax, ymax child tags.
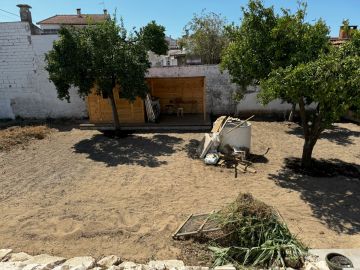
<box><xmin>97</xmin><ymin>255</ymin><xmax>122</xmax><ymax>268</ymax></box>
<box><xmin>163</xmin><ymin>260</ymin><xmax>185</xmax><ymax>269</ymax></box>
<box><xmin>148</xmin><ymin>261</ymin><xmax>166</xmax><ymax>270</ymax></box>
<box><xmin>108</xmin><ymin>266</ymin><xmax>121</xmax><ymax>270</ymax></box>
<box><xmin>148</xmin><ymin>260</ymin><xmax>186</xmax><ymax>270</ymax></box>
<box><xmin>214</xmin><ymin>265</ymin><xmax>236</xmax><ymax>270</ymax></box>
<box><xmin>58</xmin><ymin>256</ymin><xmax>96</xmax><ymax>269</ymax></box>
<box><xmin>23</xmin><ymin>264</ymin><xmax>47</xmax><ymax>270</ymax></box>
<box><xmin>118</xmin><ymin>261</ymin><xmax>143</xmax><ymax>270</ymax></box>
<box><xmin>0</xmin><ymin>249</ymin><xmax>12</xmax><ymax>261</ymax></box>
<box><xmin>0</xmin><ymin>261</ymin><xmax>25</xmax><ymax>270</ymax></box>
<box><xmin>24</xmin><ymin>254</ymin><xmax>66</xmax><ymax>268</ymax></box>
<box><xmin>7</xmin><ymin>252</ymin><xmax>33</xmax><ymax>262</ymax></box>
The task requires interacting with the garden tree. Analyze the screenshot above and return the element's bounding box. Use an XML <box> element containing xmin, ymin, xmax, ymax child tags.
<box><xmin>259</xmin><ymin>32</ymin><xmax>360</xmax><ymax>168</ymax></box>
<box><xmin>179</xmin><ymin>11</ymin><xmax>228</xmax><ymax>64</ymax></box>
<box><xmin>137</xmin><ymin>20</ymin><xmax>168</xmax><ymax>56</ymax></box>
<box><xmin>221</xmin><ymin>0</ymin><xmax>329</xmax><ymax>114</ymax></box>
<box><xmin>45</xmin><ymin>17</ymin><xmax>168</xmax><ymax>129</ymax></box>
<box><xmin>220</xmin><ymin>0</ymin><xmax>340</xmax><ymax>167</ymax></box>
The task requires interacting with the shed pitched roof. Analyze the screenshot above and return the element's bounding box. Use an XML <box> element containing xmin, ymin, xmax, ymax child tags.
<box><xmin>37</xmin><ymin>14</ymin><xmax>109</xmax><ymax>25</ymax></box>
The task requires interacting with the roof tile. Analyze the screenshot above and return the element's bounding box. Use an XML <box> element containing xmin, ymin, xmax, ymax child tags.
<box><xmin>37</xmin><ymin>14</ymin><xmax>109</xmax><ymax>25</ymax></box>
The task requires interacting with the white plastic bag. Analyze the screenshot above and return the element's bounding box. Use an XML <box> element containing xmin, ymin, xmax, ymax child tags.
<box><xmin>204</xmin><ymin>152</ymin><xmax>220</xmax><ymax>165</ymax></box>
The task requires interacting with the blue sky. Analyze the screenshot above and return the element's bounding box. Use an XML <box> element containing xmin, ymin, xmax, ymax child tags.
<box><xmin>0</xmin><ymin>0</ymin><xmax>358</xmax><ymax>38</ymax></box>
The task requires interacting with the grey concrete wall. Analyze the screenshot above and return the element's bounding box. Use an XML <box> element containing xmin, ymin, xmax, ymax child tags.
<box><xmin>0</xmin><ymin>22</ymin><xmax>87</xmax><ymax>120</ymax></box>
<box><xmin>147</xmin><ymin>65</ymin><xmax>293</xmax><ymax>116</ymax></box>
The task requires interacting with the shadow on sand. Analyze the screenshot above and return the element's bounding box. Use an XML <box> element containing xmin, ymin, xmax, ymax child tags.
<box><xmin>183</xmin><ymin>139</ymin><xmax>201</xmax><ymax>159</ymax></box>
<box><xmin>73</xmin><ymin>134</ymin><xmax>184</xmax><ymax>167</ymax></box>
<box><xmin>286</xmin><ymin>124</ymin><xmax>360</xmax><ymax>146</ymax></box>
<box><xmin>269</xmin><ymin>157</ymin><xmax>360</xmax><ymax>235</ymax></box>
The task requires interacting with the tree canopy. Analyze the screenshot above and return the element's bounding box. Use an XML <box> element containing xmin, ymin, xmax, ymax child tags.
<box><xmin>221</xmin><ymin>0</ymin><xmax>329</xmax><ymax>100</ymax></box>
<box><xmin>138</xmin><ymin>20</ymin><xmax>168</xmax><ymax>56</ymax></box>
<box><xmin>179</xmin><ymin>11</ymin><xmax>228</xmax><ymax>64</ymax></box>
<box><xmin>220</xmin><ymin>0</ymin><xmax>360</xmax><ymax>168</ymax></box>
<box><xmin>260</xmin><ymin>32</ymin><xmax>360</xmax><ymax>167</ymax></box>
<box><xmin>45</xmin><ymin>17</ymin><xmax>168</xmax><ymax>128</ymax></box>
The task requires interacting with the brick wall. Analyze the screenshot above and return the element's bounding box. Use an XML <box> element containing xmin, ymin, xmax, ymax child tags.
<box><xmin>0</xmin><ymin>22</ymin><xmax>86</xmax><ymax>119</ymax></box>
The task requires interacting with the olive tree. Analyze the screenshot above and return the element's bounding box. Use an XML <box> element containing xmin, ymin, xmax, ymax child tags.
<box><xmin>260</xmin><ymin>32</ymin><xmax>360</xmax><ymax>168</ymax></box>
<box><xmin>45</xmin><ymin>17</ymin><xmax>168</xmax><ymax>129</ymax></box>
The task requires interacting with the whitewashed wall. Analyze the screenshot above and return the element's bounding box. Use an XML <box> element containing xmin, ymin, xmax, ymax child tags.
<box><xmin>0</xmin><ymin>22</ymin><xmax>294</xmax><ymax>120</ymax></box>
<box><xmin>147</xmin><ymin>65</ymin><xmax>293</xmax><ymax>116</ymax></box>
<box><xmin>0</xmin><ymin>22</ymin><xmax>87</xmax><ymax>119</ymax></box>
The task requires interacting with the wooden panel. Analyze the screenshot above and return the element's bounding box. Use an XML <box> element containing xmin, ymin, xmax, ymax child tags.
<box><xmin>147</xmin><ymin>77</ymin><xmax>205</xmax><ymax>114</ymax></box>
<box><xmin>87</xmin><ymin>87</ymin><xmax>145</xmax><ymax>124</ymax></box>
<box><xmin>87</xmin><ymin>77</ymin><xmax>205</xmax><ymax>124</ymax></box>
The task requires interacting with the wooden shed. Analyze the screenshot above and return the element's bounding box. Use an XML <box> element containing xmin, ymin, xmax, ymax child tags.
<box><xmin>86</xmin><ymin>76</ymin><xmax>207</xmax><ymax>127</ymax></box>
<box><xmin>147</xmin><ymin>76</ymin><xmax>206</xmax><ymax>117</ymax></box>
<box><xmin>87</xmin><ymin>85</ymin><xmax>145</xmax><ymax>124</ymax></box>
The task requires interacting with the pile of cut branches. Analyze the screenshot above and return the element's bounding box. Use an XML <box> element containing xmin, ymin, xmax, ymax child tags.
<box><xmin>0</xmin><ymin>125</ymin><xmax>52</xmax><ymax>151</ymax></box>
<box><xmin>209</xmin><ymin>193</ymin><xmax>307</xmax><ymax>268</ymax></box>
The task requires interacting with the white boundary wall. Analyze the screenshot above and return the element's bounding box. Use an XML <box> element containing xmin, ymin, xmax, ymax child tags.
<box><xmin>0</xmin><ymin>22</ymin><xmax>87</xmax><ymax>119</ymax></box>
<box><xmin>147</xmin><ymin>65</ymin><xmax>293</xmax><ymax>116</ymax></box>
<box><xmin>0</xmin><ymin>22</ymin><xmax>294</xmax><ymax>120</ymax></box>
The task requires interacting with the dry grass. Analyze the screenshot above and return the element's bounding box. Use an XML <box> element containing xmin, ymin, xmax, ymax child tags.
<box><xmin>0</xmin><ymin>125</ymin><xmax>52</xmax><ymax>151</ymax></box>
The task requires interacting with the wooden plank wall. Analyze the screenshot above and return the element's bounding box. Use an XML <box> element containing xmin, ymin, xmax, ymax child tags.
<box><xmin>87</xmin><ymin>86</ymin><xmax>145</xmax><ymax>124</ymax></box>
<box><xmin>147</xmin><ymin>77</ymin><xmax>205</xmax><ymax>114</ymax></box>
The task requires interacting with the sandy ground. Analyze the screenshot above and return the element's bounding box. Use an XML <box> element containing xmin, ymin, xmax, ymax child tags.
<box><xmin>0</xmin><ymin>121</ymin><xmax>359</xmax><ymax>264</ymax></box>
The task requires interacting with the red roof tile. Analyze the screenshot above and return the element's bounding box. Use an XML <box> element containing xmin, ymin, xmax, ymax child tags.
<box><xmin>37</xmin><ymin>14</ymin><xmax>109</xmax><ymax>25</ymax></box>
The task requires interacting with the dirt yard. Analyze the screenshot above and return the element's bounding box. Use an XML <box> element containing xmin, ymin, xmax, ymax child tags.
<box><xmin>0</xmin><ymin>121</ymin><xmax>359</xmax><ymax>264</ymax></box>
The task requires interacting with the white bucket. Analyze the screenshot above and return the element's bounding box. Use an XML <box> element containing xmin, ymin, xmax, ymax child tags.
<box><xmin>219</xmin><ymin>121</ymin><xmax>251</xmax><ymax>152</ymax></box>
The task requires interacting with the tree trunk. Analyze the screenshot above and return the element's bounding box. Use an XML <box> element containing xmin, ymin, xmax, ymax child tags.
<box><xmin>298</xmin><ymin>98</ymin><xmax>323</xmax><ymax>169</ymax></box>
<box><xmin>108</xmin><ymin>90</ymin><xmax>120</xmax><ymax>130</ymax></box>
<box><xmin>301</xmin><ymin>138</ymin><xmax>316</xmax><ymax>168</ymax></box>
<box><xmin>288</xmin><ymin>103</ymin><xmax>296</xmax><ymax>122</ymax></box>
<box><xmin>298</xmin><ymin>97</ymin><xmax>312</xmax><ymax>168</ymax></box>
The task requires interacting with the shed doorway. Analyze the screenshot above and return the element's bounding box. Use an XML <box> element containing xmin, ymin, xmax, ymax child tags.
<box><xmin>147</xmin><ymin>77</ymin><xmax>206</xmax><ymax>121</ymax></box>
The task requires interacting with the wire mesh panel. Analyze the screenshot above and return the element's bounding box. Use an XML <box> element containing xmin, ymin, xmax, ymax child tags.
<box><xmin>173</xmin><ymin>212</ymin><xmax>221</xmax><ymax>239</ymax></box>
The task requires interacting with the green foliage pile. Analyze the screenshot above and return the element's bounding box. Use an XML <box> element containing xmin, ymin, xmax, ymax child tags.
<box><xmin>209</xmin><ymin>193</ymin><xmax>307</xmax><ymax>268</ymax></box>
